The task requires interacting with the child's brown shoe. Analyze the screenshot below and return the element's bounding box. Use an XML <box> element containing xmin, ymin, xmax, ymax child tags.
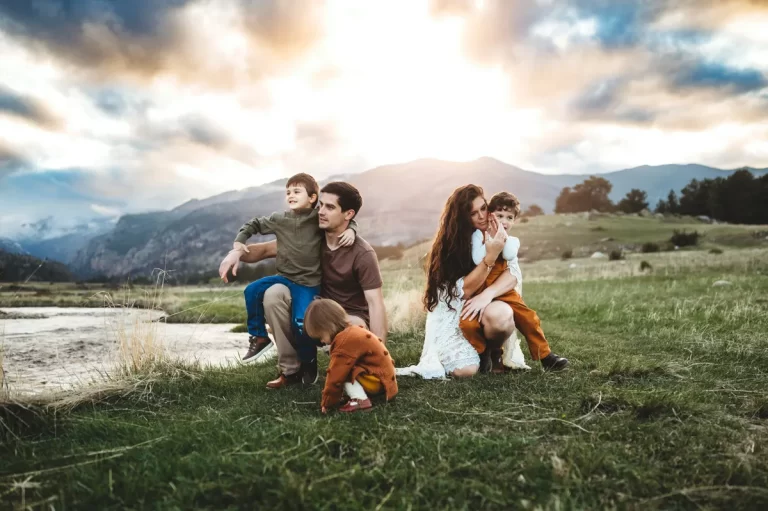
<box><xmin>339</xmin><ymin>398</ymin><xmax>373</xmax><ymax>413</ymax></box>
<box><xmin>243</xmin><ymin>335</ymin><xmax>271</xmax><ymax>361</ymax></box>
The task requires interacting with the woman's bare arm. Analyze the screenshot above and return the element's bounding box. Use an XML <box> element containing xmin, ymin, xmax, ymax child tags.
<box><xmin>462</xmin><ymin>261</ymin><xmax>494</xmax><ymax>299</ymax></box>
<box><xmin>483</xmin><ymin>269</ymin><xmax>518</xmax><ymax>298</ymax></box>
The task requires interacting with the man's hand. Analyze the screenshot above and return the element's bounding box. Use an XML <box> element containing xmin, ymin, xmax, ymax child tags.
<box><xmin>461</xmin><ymin>290</ymin><xmax>493</xmax><ymax>322</ymax></box>
<box><xmin>219</xmin><ymin>250</ymin><xmax>243</xmax><ymax>283</ymax></box>
<box><xmin>338</xmin><ymin>228</ymin><xmax>356</xmax><ymax>247</ymax></box>
<box><xmin>321</xmin><ymin>406</ymin><xmax>328</xmax><ymax>415</ymax></box>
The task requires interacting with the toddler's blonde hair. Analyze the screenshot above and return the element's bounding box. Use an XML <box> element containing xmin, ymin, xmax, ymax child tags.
<box><xmin>305</xmin><ymin>299</ymin><xmax>349</xmax><ymax>341</ymax></box>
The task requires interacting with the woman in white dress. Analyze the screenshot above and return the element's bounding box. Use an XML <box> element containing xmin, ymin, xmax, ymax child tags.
<box><xmin>398</xmin><ymin>185</ymin><xmax>527</xmax><ymax>379</ymax></box>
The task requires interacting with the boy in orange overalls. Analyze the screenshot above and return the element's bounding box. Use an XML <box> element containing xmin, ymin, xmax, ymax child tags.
<box><xmin>460</xmin><ymin>192</ymin><xmax>569</xmax><ymax>372</ymax></box>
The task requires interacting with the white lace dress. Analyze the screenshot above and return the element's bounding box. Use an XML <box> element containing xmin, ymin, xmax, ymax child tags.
<box><xmin>396</xmin><ymin>269</ymin><xmax>531</xmax><ymax>379</ymax></box>
<box><xmin>396</xmin><ymin>277</ymin><xmax>479</xmax><ymax>379</ymax></box>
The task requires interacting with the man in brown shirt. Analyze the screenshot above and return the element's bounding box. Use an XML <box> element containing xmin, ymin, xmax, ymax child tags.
<box><xmin>222</xmin><ymin>182</ymin><xmax>386</xmax><ymax>388</ymax></box>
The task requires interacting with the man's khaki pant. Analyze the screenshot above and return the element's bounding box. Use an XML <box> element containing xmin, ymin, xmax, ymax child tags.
<box><xmin>263</xmin><ymin>284</ymin><xmax>301</xmax><ymax>375</ymax></box>
<box><xmin>263</xmin><ymin>283</ymin><xmax>368</xmax><ymax>376</ymax></box>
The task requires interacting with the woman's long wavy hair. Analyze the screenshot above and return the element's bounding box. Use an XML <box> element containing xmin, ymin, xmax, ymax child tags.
<box><xmin>424</xmin><ymin>184</ymin><xmax>485</xmax><ymax>312</ymax></box>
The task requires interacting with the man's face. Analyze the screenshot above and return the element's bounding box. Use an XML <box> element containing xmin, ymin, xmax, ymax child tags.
<box><xmin>318</xmin><ymin>192</ymin><xmax>355</xmax><ymax>230</ymax></box>
<box><xmin>493</xmin><ymin>209</ymin><xmax>516</xmax><ymax>232</ymax></box>
<box><xmin>469</xmin><ymin>196</ymin><xmax>489</xmax><ymax>231</ymax></box>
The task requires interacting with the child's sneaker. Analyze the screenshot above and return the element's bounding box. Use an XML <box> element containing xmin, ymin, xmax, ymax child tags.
<box><xmin>339</xmin><ymin>398</ymin><xmax>373</xmax><ymax>413</ymax></box>
<box><xmin>540</xmin><ymin>353</ymin><xmax>569</xmax><ymax>371</ymax></box>
<box><xmin>243</xmin><ymin>336</ymin><xmax>272</xmax><ymax>361</ymax></box>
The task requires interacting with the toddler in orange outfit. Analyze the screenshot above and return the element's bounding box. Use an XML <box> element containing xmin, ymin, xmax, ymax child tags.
<box><xmin>305</xmin><ymin>299</ymin><xmax>398</xmax><ymax>413</ymax></box>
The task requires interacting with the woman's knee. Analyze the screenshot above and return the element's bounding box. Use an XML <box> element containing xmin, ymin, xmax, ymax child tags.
<box><xmin>451</xmin><ymin>365</ymin><xmax>479</xmax><ymax>378</ymax></box>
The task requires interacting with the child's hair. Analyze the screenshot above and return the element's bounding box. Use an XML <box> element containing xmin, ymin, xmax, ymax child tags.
<box><xmin>488</xmin><ymin>191</ymin><xmax>521</xmax><ymax>219</ymax></box>
<box><xmin>287</xmin><ymin>173</ymin><xmax>319</xmax><ymax>206</ymax></box>
<box><xmin>304</xmin><ymin>299</ymin><xmax>349</xmax><ymax>340</ymax></box>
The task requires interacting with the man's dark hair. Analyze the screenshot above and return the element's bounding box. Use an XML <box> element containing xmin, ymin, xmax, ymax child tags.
<box><xmin>488</xmin><ymin>191</ymin><xmax>521</xmax><ymax>218</ymax></box>
<box><xmin>286</xmin><ymin>173</ymin><xmax>319</xmax><ymax>205</ymax></box>
<box><xmin>320</xmin><ymin>182</ymin><xmax>363</xmax><ymax>217</ymax></box>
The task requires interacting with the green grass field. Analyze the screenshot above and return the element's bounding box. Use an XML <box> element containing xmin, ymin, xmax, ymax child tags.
<box><xmin>2</xmin><ymin>218</ymin><xmax>768</xmax><ymax>509</ymax></box>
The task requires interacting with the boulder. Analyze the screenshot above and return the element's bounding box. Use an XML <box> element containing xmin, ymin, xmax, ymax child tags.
<box><xmin>599</xmin><ymin>237</ymin><xmax>614</xmax><ymax>242</ymax></box>
<box><xmin>712</xmin><ymin>280</ymin><xmax>732</xmax><ymax>287</ymax></box>
<box><xmin>639</xmin><ymin>209</ymin><xmax>652</xmax><ymax>217</ymax></box>
<box><xmin>590</xmin><ymin>251</ymin><xmax>607</xmax><ymax>259</ymax></box>
<box><xmin>697</xmin><ymin>215</ymin><xmax>712</xmax><ymax>223</ymax></box>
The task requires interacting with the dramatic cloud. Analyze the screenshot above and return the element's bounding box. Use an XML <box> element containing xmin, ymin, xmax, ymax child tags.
<box><xmin>0</xmin><ymin>0</ymin><xmax>767</xmax><ymax>235</ymax></box>
<box><xmin>0</xmin><ymin>85</ymin><xmax>59</xmax><ymax>128</ymax></box>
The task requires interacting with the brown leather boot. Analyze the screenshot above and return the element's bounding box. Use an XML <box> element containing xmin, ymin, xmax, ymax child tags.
<box><xmin>266</xmin><ymin>371</ymin><xmax>302</xmax><ymax>389</ymax></box>
<box><xmin>490</xmin><ymin>349</ymin><xmax>507</xmax><ymax>374</ymax></box>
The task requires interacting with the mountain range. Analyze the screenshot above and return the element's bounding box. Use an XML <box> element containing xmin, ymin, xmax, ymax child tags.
<box><xmin>6</xmin><ymin>158</ymin><xmax>767</xmax><ymax>278</ymax></box>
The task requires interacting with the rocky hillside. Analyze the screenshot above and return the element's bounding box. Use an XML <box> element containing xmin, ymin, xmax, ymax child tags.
<box><xmin>68</xmin><ymin>158</ymin><xmax>767</xmax><ymax>278</ymax></box>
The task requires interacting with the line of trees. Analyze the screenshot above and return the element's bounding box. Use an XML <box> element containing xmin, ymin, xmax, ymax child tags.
<box><xmin>655</xmin><ymin>169</ymin><xmax>768</xmax><ymax>224</ymax></box>
<box><xmin>554</xmin><ymin>168</ymin><xmax>768</xmax><ymax>224</ymax></box>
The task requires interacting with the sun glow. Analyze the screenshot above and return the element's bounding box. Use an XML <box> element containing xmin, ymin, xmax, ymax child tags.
<box><xmin>278</xmin><ymin>0</ymin><xmax>527</xmax><ymax>165</ymax></box>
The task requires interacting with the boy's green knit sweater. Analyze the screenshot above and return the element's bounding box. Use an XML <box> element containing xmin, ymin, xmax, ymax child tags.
<box><xmin>234</xmin><ymin>208</ymin><xmax>356</xmax><ymax>288</ymax></box>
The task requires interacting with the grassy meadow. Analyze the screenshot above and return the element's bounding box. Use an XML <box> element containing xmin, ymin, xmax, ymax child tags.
<box><xmin>1</xmin><ymin>215</ymin><xmax>768</xmax><ymax>509</ymax></box>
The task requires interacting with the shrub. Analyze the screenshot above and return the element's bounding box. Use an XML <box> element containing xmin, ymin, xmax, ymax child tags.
<box><xmin>640</xmin><ymin>242</ymin><xmax>660</xmax><ymax>253</ymax></box>
<box><xmin>709</xmin><ymin>247</ymin><xmax>723</xmax><ymax>255</ymax></box>
<box><xmin>520</xmin><ymin>217</ymin><xmax>529</xmax><ymax>224</ymax></box>
<box><xmin>523</xmin><ymin>204</ymin><xmax>544</xmax><ymax>217</ymax></box>
<box><xmin>609</xmin><ymin>250</ymin><xmax>624</xmax><ymax>261</ymax></box>
<box><xmin>640</xmin><ymin>260</ymin><xmax>652</xmax><ymax>271</ymax></box>
<box><xmin>561</xmin><ymin>249</ymin><xmax>573</xmax><ymax>260</ymax></box>
<box><xmin>670</xmin><ymin>230</ymin><xmax>700</xmax><ymax>247</ymax></box>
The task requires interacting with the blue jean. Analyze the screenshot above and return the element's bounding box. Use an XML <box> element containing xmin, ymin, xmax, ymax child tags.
<box><xmin>244</xmin><ymin>276</ymin><xmax>320</xmax><ymax>362</ymax></box>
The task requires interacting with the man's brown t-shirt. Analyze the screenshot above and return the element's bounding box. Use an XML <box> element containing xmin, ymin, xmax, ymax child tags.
<box><xmin>321</xmin><ymin>236</ymin><xmax>383</xmax><ymax>326</ymax></box>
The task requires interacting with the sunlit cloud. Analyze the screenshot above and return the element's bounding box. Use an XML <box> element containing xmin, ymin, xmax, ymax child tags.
<box><xmin>0</xmin><ymin>0</ymin><xmax>766</xmax><ymax>233</ymax></box>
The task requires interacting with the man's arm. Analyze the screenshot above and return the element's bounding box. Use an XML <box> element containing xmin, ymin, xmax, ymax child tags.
<box><xmin>219</xmin><ymin>240</ymin><xmax>277</xmax><ymax>283</ymax></box>
<box><xmin>240</xmin><ymin>240</ymin><xmax>278</xmax><ymax>264</ymax></box>
<box><xmin>364</xmin><ymin>287</ymin><xmax>387</xmax><ymax>343</ymax></box>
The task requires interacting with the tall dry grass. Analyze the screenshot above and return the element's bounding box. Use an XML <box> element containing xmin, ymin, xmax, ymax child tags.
<box><xmin>0</xmin><ymin>342</ymin><xmax>7</xmax><ymax>402</ymax></box>
<box><xmin>383</xmin><ymin>270</ymin><xmax>426</xmax><ymax>336</ymax></box>
<box><xmin>105</xmin><ymin>271</ymin><xmax>171</xmax><ymax>377</ymax></box>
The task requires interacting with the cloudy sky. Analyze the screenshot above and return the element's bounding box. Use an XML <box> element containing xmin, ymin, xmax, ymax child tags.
<box><xmin>1</xmin><ymin>0</ymin><xmax>767</xmax><ymax>237</ymax></box>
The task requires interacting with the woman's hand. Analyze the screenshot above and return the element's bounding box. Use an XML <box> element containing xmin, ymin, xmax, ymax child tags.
<box><xmin>461</xmin><ymin>290</ymin><xmax>494</xmax><ymax>322</ymax></box>
<box><xmin>321</xmin><ymin>406</ymin><xmax>328</xmax><ymax>415</ymax></box>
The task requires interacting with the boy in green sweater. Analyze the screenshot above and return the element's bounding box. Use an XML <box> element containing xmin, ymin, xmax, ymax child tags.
<box><xmin>230</xmin><ymin>173</ymin><xmax>356</xmax><ymax>372</ymax></box>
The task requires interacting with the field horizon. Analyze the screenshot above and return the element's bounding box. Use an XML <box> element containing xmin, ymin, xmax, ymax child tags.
<box><xmin>2</xmin><ymin>215</ymin><xmax>768</xmax><ymax>509</ymax></box>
